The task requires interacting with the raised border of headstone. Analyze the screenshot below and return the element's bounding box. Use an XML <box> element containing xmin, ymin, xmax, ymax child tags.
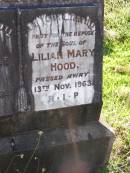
<box><xmin>0</xmin><ymin>9</ymin><xmax>19</xmax><ymax>116</ymax></box>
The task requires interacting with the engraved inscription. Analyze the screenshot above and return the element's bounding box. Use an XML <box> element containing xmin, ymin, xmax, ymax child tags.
<box><xmin>27</xmin><ymin>14</ymin><xmax>96</xmax><ymax>111</ymax></box>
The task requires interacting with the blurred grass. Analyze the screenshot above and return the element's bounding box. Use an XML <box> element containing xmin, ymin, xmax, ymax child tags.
<box><xmin>101</xmin><ymin>0</ymin><xmax>130</xmax><ymax>172</ymax></box>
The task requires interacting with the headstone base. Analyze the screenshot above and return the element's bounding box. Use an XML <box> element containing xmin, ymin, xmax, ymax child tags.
<box><xmin>0</xmin><ymin>122</ymin><xmax>114</xmax><ymax>173</ymax></box>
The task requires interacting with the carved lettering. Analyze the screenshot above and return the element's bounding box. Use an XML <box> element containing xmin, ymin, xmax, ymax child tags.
<box><xmin>51</xmin><ymin>62</ymin><xmax>76</xmax><ymax>71</ymax></box>
<box><xmin>27</xmin><ymin>13</ymin><xmax>96</xmax><ymax>111</ymax></box>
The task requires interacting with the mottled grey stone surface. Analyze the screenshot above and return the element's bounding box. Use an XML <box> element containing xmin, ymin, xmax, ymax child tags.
<box><xmin>0</xmin><ymin>0</ymin><xmax>103</xmax><ymax>5</ymax></box>
<box><xmin>0</xmin><ymin>10</ymin><xmax>19</xmax><ymax>116</ymax></box>
<box><xmin>0</xmin><ymin>122</ymin><xmax>114</xmax><ymax>173</ymax></box>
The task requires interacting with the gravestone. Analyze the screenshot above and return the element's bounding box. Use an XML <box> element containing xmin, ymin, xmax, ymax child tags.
<box><xmin>0</xmin><ymin>1</ymin><xmax>115</xmax><ymax>173</ymax></box>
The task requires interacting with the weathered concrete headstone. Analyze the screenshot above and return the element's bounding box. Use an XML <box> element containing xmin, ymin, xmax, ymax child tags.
<box><xmin>0</xmin><ymin>1</ymin><xmax>114</xmax><ymax>173</ymax></box>
<box><xmin>0</xmin><ymin>2</ymin><xmax>103</xmax><ymax>134</ymax></box>
<box><xmin>21</xmin><ymin>6</ymin><xmax>101</xmax><ymax>111</ymax></box>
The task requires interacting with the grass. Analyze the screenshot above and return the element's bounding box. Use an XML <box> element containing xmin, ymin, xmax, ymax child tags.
<box><xmin>101</xmin><ymin>0</ymin><xmax>130</xmax><ymax>172</ymax></box>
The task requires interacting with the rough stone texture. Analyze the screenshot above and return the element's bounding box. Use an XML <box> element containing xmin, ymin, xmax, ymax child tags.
<box><xmin>0</xmin><ymin>0</ymin><xmax>103</xmax><ymax>5</ymax></box>
<box><xmin>0</xmin><ymin>104</ymin><xmax>102</xmax><ymax>137</ymax></box>
<box><xmin>0</xmin><ymin>122</ymin><xmax>114</xmax><ymax>173</ymax></box>
<box><xmin>0</xmin><ymin>10</ymin><xmax>19</xmax><ymax>116</ymax></box>
<box><xmin>0</xmin><ymin>0</ymin><xmax>104</xmax><ymax>135</ymax></box>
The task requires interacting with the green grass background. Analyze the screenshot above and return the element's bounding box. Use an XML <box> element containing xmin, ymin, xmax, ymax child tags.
<box><xmin>101</xmin><ymin>0</ymin><xmax>130</xmax><ymax>172</ymax></box>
